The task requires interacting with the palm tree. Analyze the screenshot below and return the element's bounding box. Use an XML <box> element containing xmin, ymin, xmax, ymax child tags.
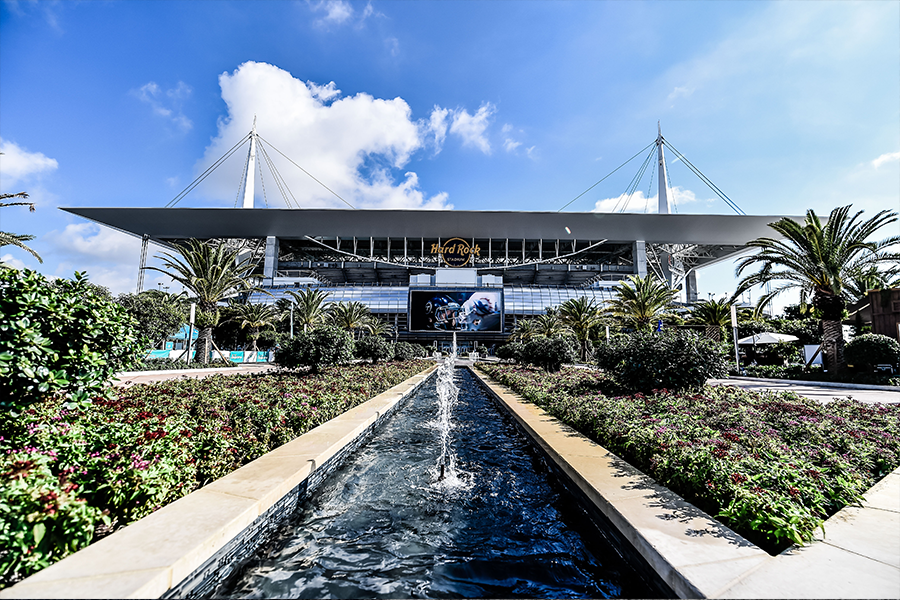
<box><xmin>363</xmin><ymin>315</ymin><xmax>395</xmax><ymax>338</ymax></box>
<box><xmin>845</xmin><ymin>266</ymin><xmax>900</xmax><ymax>304</ymax></box>
<box><xmin>286</xmin><ymin>287</ymin><xmax>330</xmax><ymax>332</ymax></box>
<box><xmin>734</xmin><ymin>205</ymin><xmax>899</xmax><ymax>372</ymax></box>
<box><xmin>1</xmin><ymin>192</ymin><xmax>42</xmax><ymax>264</ymax></box>
<box><xmin>230</xmin><ymin>301</ymin><xmax>281</xmax><ymax>353</ymax></box>
<box><xmin>147</xmin><ymin>240</ymin><xmax>256</xmax><ymax>363</ymax></box>
<box><xmin>690</xmin><ymin>298</ymin><xmax>733</xmax><ymax>342</ymax></box>
<box><xmin>559</xmin><ymin>296</ymin><xmax>604</xmax><ymax>362</ymax></box>
<box><xmin>326</xmin><ymin>301</ymin><xmax>372</xmax><ymax>339</ymax></box>
<box><xmin>510</xmin><ymin>317</ymin><xmax>537</xmax><ymax>342</ymax></box>
<box><xmin>532</xmin><ymin>310</ymin><xmax>572</xmax><ymax>339</ymax></box>
<box><xmin>607</xmin><ymin>274</ymin><xmax>678</xmax><ymax>330</ymax></box>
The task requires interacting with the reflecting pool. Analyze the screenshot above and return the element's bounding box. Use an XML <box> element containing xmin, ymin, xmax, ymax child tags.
<box><xmin>220</xmin><ymin>368</ymin><xmax>661</xmax><ymax>599</ymax></box>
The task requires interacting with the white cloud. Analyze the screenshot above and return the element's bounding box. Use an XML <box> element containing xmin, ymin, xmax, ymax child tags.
<box><xmin>449</xmin><ymin>103</ymin><xmax>494</xmax><ymax>154</ymax></box>
<box><xmin>49</xmin><ymin>223</ymin><xmax>142</xmax><ymax>260</ymax></box>
<box><xmin>385</xmin><ymin>36</ymin><xmax>400</xmax><ymax>57</ymax></box>
<box><xmin>592</xmin><ymin>186</ymin><xmax>706</xmax><ymax>213</ymax></box>
<box><xmin>501</xmin><ymin>123</ymin><xmax>523</xmax><ymax>153</ymax></box>
<box><xmin>308</xmin><ymin>80</ymin><xmax>341</xmax><ymax>102</ymax></box>
<box><xmin>0</xmin><ymin>253</ymin><xmax>28</xmax><ymax>270</ymax></box>
<box><xmin>872</xmin><ymin>151</ymin><xmax>900</xmax><ymax>169</ymax></box>
<box><xmin>667</xmin><ymin>86</ymin><xmax>694</xmax><ymax>101</ymax></box>
<box><xmin>44</xmin><ymin>223</ymin><xmax>181</xmax><ymax>295</ymax></box>
<box><xmin>133</xmin><ymin>81</ymin><xmax>193</xmax><ymax>131</ymax></box>
<box><xmin>425</xmin><ymin>106</ymin><xmax>450</xmax><ymax>153</ymax></box>
<box><xmin>0</xmin><ymin>139</ymin><xmax>58</xmax><ymax>187</ymax></box>
<box><xmin>197</xmin><ymin>61</ymin><xmax>451</xmax><ymax>210</ymax></box>
<box><xmin>309</xmin><ymin>0</ymin><xmax>376</xmax><ymax>27</ymax></box>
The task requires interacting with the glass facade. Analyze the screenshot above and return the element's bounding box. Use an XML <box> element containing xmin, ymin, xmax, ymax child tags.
<box><xmin>247</xmin><ymin>284</ymin><xmax>617</xmax><ymax>316</ymax></box>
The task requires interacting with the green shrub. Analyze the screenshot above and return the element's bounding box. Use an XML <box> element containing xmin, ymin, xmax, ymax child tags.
<box><xmin>496</xmin><ymin>342</ymin><xmax>524</xmax><ymax>363</ymax></box>
<box><xmin>0</xmin><ymin>270</ymin><xmax>141</xmax><ymax>418</ymax></box>
<box><xmin>520</xmin><ymin>337</ymin><xmax>574</xmax><ymax>372</ymax></box>
<box><xmin>393</xmin><ymin>342</ymin><xmax>426</xmax><ymax>361</ymax></box>
<box><xmin>354</xmin><ymin>336</ymin><xmax>393</xmax><ymax>364</ymax></box>
<box><xmin>274</xmin><ymin>325</ymin><xmax>354</xmax><ymax>372</ymax></box>
<box><xmin>845</xmin><ymin>334</ymin><xmax>900</xmax><ymax>371</ymax></box>
<box><xmin>595</xmin><ymin>330</ymin><xmax>728</xmax><ymax>392</ymax></box>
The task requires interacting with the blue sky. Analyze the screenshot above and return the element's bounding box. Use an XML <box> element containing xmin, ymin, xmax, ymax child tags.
<box><xmin>1</xmin><ymin>0</ymin><xmax>898</xmax><ymax>306</ymax></box>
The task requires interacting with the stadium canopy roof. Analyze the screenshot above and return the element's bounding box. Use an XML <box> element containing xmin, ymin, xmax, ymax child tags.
<box><xmin>60</xmin><ymin>207</ymin><xmax>793</xmax><ymax>246</ymax></box>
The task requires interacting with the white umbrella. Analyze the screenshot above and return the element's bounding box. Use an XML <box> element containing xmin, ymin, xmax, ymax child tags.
<box><xmin>737</xmin><ymin>332</ymin><xmax>799</xmax><ymax>345</ymax></box>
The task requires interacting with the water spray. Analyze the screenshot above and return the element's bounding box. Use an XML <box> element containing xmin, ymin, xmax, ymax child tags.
<box><xmin>435</xmin><ymin>332</ymin><xmax>460</xmax><ymax>484</ymax></box>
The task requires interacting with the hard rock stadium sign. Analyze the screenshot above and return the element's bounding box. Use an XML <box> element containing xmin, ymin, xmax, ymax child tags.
<box><xmin>431</xmin><ymin>238</ymin><xmax>481</xmax><ymax>267</ymax></box>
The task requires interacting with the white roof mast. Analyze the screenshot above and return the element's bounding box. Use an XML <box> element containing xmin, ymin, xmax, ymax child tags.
<box><xmin>241</xmin><ymin>116</ymin><xmax>258</xmax><ymax>209</ymax></box>
<box><xmin>656</xmin><ymin>122</ymin><xmax>670</xmax><ymax>215</ymax></box>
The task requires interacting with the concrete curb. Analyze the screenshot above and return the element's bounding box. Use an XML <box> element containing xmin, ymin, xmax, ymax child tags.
<box><xmin>726</xmin><ymin>376</ymin><xmax>899</xmax><ymax>392</ymax></box>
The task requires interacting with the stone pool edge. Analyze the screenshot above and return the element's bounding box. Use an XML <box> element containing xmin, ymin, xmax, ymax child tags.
<box><xmin>0</xmin><ymin>364</ymin><xmax>438</xmax><ymax>600</ymax></box>
<box><xmin>470</xmin><ymin>367</ymin><xmax>900</xmax><ymax>600</ymax></box>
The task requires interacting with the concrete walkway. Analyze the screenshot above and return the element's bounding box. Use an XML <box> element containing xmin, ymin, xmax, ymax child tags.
<box><xmin>709</xmin><ymin>377</ymin><xmax>900</xmax><ymax>405</ymax></box>
<box><xmin>113</xmin><ymin>363</ymin><xmax>276</xmax><ymax>387</ymax></box>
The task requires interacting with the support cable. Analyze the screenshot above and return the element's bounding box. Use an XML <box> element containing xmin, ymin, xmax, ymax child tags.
<box><xmin>233</xmin><ymin>148</ymin><xmax>251</xmax><ymax>208</ymax></box>
<box><xmin>257</xmin><ymin>142</ymin><xmax>289</xmax><ymax>208</ymax></box>
<box><xmin>662</xmin><ymin>140</ymin><xmax>745</xmax><ymax>215</ymax></box>
<box><xmin>645</xmin><ymin>163</ymin><xmax>655</xmax><ymax>214</ymax></box>
<box><xmin>258</xmin><ymin>135</ymin><xmax>356</xmax><ymax>209</ymax></box>
<box><xmin>615</xmin><ymin>146</ymin><xmax>655</xmax><ymax>212</ymax></box>
<box><xmin>258</xmin><ymin>140</ymin><xmax>299</xmax><ymax>209</ymax></box>
<box><xmin>557</xmin><ymin>141</ymin><xmax>655</xmax><ymax>212</ymax></box>
<box><xmin>166</xmin><ymin>133</ymin><xmax>251</xmax><ymax>208</ymax></box>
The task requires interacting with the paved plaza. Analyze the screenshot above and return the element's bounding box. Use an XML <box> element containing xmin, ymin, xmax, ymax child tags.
<box><xmin>709</xmin><ymin>377</ymin><xmax>900</xmax><ymax>405</ymax></box>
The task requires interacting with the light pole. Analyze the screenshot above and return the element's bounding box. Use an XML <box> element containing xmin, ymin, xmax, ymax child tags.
<box><xmin>290</xmin><ymin>303</ymin><xmax>294</xmax><ymax>339</ymax></box>
<box><xmin>186</xmin><ymin>303</ymin><xmax>196</xmax><ymax>364</ymax></box>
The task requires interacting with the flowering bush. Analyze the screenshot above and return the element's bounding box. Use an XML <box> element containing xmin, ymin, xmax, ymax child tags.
<box><xmin>0</xmin><ymin>361</ymin><xmax>426</xmax><ymax>588</ymax></box>
<box><xmin>478</xmin><ymin>363</ymin><xmax>900</xmax><ymax>553</ymax></box>
<box><xmin>0</xmin><ymin>450</ymin><xmax>103</xmax><ymax>584</ymax></box>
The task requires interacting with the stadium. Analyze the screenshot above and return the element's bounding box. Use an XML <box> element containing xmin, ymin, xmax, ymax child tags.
<box><xmin>62</xmin><ymin>126</ymin><xmax>791</xmax><ymax>349</ymax></box>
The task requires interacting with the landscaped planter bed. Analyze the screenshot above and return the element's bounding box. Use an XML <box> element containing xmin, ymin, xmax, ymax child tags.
<box><xmin>477</xmin><ymin>363</ymin><xmax>900</xmax><ymax>553</ymax></box>
<box><xmin>0</xmin><ymin>361</ymin><xmax>428</xmax><ymax>589</ymax></box>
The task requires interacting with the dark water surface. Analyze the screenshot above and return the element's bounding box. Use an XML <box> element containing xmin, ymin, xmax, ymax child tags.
<box><xmin>220</xmin><ymin>368</ymin><xmax>660</xmax><ymax>599</ymax></box>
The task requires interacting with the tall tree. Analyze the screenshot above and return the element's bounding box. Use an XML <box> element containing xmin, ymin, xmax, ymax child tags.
<box><xmin>531</xmin><ymin>310</ymin><xmax>572</xmax><ymax>339</ymax></box>
<box><xmin>607</xmin><ymin>274</ymin><xmax>678</xmax><ymax>331</ymax></box>
<box><xmin>0</xmin><ymin>192</ymin><xmax>42</xmax><ymax>264</ymax></box>
<box><xmin>559</xmin><ymin>296</ymin><xmax>604</xmax><ymax>362</ymax></box>
<box><xmin>116</xmin><ymin>289</ymin><xmax>186</xmax><ymax>351</ymax></box>
<box><xmin>229</xmin><ymin>301</ymin><xmax>281</xmax><ymax>353</ymax></box>
<box><xmin>286</xmin><ymin>287</ymin><xmax>330</xmax><ymax>332</ymax></box>
<box><xmin>509</xmin><ymin>317</ymin><xmax>537</xmax><ymax>342</ymax></box>
<box><xmin>690</xmin><ymin>298</ymin><xmax>733</xmax><ymax>342</ymax></box>
<box><xmin>326</xmin><ymin>301</ymin><xmax>372</xmax><ymax>339</ymax></box>
<box><xmin>146</xmin><ymin>240</ymin><xmax>256</xmax><ymax>363</ymax></box>
<box><xmin>734</xmin><ymin>205</ymin><xmax>899</xmax><ymax>371</ymax></box>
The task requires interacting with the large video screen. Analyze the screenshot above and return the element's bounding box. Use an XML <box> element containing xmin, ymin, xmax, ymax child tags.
<box><xmin>409</xmin><ymin>289</ymin><xmax>503</xmax><ymax>332</ymax></box>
